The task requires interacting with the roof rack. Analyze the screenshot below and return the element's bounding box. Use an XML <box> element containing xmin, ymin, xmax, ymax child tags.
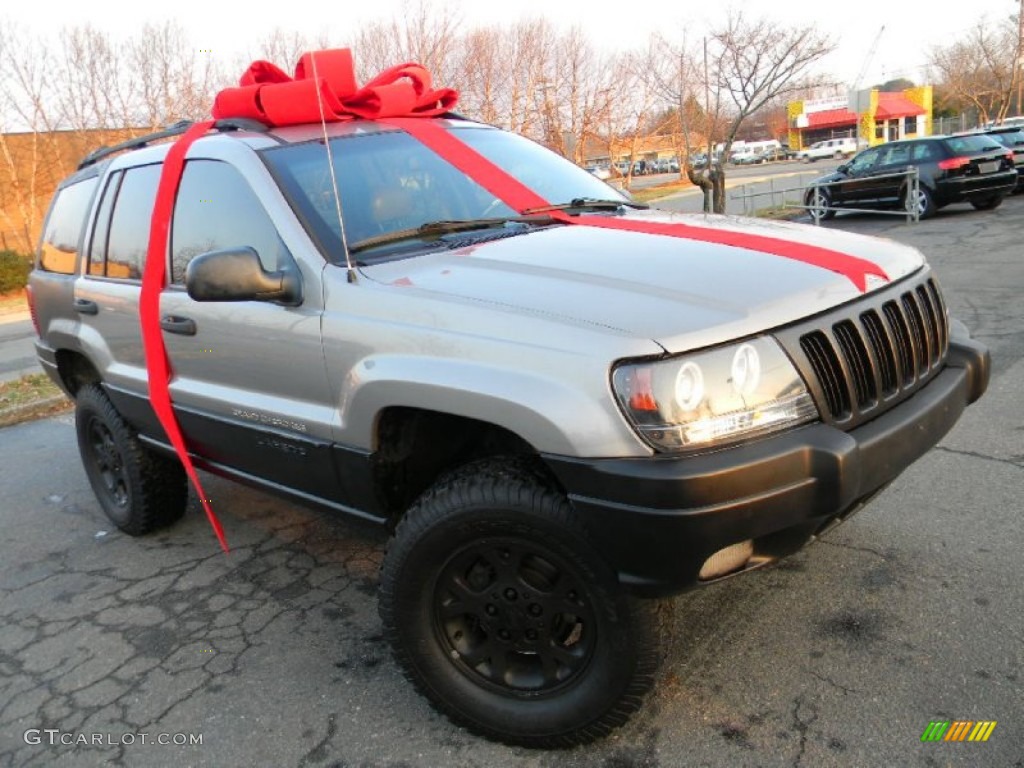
<box><xmin>77</xmin><ymin>117</ymin><xmax>270</xmax><ymax>170</ymax></box>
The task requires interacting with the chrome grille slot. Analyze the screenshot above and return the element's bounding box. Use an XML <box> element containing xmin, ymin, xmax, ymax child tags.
<box><xmin>800</xmin><ymin>331</ymin><xmax>850</xmax><ymax>419</ymax></box>
<box><xmin>925</xmin><ymin>278</ymin><xmax>949</xmax><ymax>356</ymax></box>
<box><xmin>902</xmin><ymin>292</ymin><xmax>929</xmax><ymax>373</ymax></box>
<box><xmin>833</xmin><ymin>320</ymin><xmax>876</xmax><ymax>408</ymax></box>
<box><xmin>883</xmin><ymin>300</ymin><xmax>915</xmax><ymax>386</ymax></box>
<box><xmin>861</xmin><ymin>310</ymin><xmax>898</xmax><ymax>396</ymax></box>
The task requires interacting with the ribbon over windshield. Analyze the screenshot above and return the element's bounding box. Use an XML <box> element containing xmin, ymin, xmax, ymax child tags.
<box><xmin>212</xmin><ymin>49</ymin><xmax>459</xmax><ymax>125</ymax></box>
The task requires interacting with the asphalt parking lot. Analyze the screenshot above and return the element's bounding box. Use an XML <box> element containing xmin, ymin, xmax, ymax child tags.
<box><xmin>1</xmin><ymin>196</ymin><xmax>1022</xmax><ymax>767</ymax></box>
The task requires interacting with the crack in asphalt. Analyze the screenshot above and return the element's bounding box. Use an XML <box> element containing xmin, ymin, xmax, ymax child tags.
<box><xmin>933</xmin><ymin>445</ymin><xmax>1024</xmax><ymax>470</ymax></box>
<box><xmin>816</xmin><ymin>539</ymin><xmax>889</xmax><ymax>560</ymax></box>
<box><xmin>790</xmin><ymin>697</ymin><xmax>818</xmax><ymax>768</ymax></box>
<box><xmin>0</xmin><ymin>493</ymin><xmax>385</xmax><ymax>767</ymax></box>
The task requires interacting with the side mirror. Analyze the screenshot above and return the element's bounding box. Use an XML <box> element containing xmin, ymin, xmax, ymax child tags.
<box><xmin>836</xmin><ymin>163</ymin><xmax>849</xmax><ymax>174</ymax></box>
<box><xmin>185</xmin><ymin>247</ymin><xmax>302</xmax><ymax>306</ymax></box>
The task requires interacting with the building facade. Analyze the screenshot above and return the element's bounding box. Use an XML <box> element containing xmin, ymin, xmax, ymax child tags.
<box><xmin>788</xmin><ymin>86</ymin><xmax>933</xmax><ymax>151</ymax></box>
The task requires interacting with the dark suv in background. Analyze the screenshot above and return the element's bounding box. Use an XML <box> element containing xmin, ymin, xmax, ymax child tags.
<box><xmin>805</xmin><ymin>134</ymin><xmax>1017</xmax><ymax>221</ymax></box>
<box><xmin>978</xmin><ymin>126</ymin><xmax>1024</xmax><ymax>192</ymax></box>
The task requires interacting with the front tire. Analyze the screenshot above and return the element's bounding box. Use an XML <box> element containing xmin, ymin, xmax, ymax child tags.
<box><xmin>379</xmin><ymin>457</ymin><xmax>664</xmax><ymax>748</ymax></box>
<box><xmin>75</xmin><ymin>384</ymin><xmax>187</xmax><ymax>534</ymax></box>
<box><xmin>805</xmin><ymin>187</ymin><xmax>835</xmax><ymax>222</ymax></box>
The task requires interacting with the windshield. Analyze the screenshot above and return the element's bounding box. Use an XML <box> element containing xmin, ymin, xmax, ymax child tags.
<box><xmin>261</xmin><ymin>124</ymin><xmax>626</xmax><ymax>262</ymax></box>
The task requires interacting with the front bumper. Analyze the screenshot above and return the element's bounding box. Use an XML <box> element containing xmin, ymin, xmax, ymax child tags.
<box><xmin>543</xmin><ymin>336</ymin><xmax>989</xmax><ymax>597</ymax></box>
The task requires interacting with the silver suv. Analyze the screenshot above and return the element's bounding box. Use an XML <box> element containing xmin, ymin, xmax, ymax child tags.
<box><xmin>29</xmin><ymin>115</ymin><xmax>989</xmax><ymax>748</ymax></box>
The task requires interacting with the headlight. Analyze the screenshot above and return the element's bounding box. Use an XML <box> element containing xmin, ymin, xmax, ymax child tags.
<box><xmin>612</xmin><ymin>337</ymin><xmax>819</xmax><ymax>452</ymax></box>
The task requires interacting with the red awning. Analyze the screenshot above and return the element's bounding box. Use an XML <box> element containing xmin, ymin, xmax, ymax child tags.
<box><xmin>807</xmin><ymin>108</ymin><xmax>858</xmax><ymax>129</ymax></box>
<box><xmin>876</xmin><ymin>93</ymin><xmax>925</xmax><ymax>120</ymax></box>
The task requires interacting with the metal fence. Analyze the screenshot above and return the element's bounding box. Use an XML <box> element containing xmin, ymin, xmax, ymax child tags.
<box><xmin>728</xmin><ymin>166</ymin><xmax>921</xmax><ymax>224</ymax></box>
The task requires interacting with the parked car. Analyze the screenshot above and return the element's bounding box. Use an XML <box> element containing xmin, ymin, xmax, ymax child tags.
<box><xmin>585</xmin><ymin>164</ymin><xmax>613</xmax><ymax>181</ymax></box>
<box><xmin>797</xmin><ymin>137</ymin><xmax>859</xmax><ymax>162</ymax></box>
<box><xmin>30</xmin><ymin>86</ymin><xmax>989</xmax><ymax>749</ymax></box>
<box><xmin>977</xmin><ymin>127</ymin><xmax>1024</xmax><ymax>191</ymax></box>
<box><xmin>731</xmin><ymin>140</ymin><xmax>784</xmax><ymax>165</ymax></box>
<box><xmin>730</xmin><ymin>146</ymin><xmax>762</xmax><ymax>165</ymax></box>
<box><xmin>804</xmin><ymin>135</ymin><xmax>1017</xmax><ymax>221</ymax></box>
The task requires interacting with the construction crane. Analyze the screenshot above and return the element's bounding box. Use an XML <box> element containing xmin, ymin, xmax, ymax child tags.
<box><xmin>852</xmin><ymin>25</ymin><xmax>886</xmax><ymax>91</ymax></box>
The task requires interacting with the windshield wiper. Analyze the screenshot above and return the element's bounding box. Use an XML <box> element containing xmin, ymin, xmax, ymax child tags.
<box><xmin>348</xmin><ymin>216</ymin><xmax>557</xmax><ymax>254</ymax></box>
<box><xmin>521</xmin><ymin>197</ymin><xmax>649</xmax><ymax>215</ymax></box>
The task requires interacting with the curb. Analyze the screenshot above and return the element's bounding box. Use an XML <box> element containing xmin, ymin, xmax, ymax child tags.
<box><xmin>0</xmin><ymin>394</ymin><xmax>72</xmax><ymax>428</ymax></box>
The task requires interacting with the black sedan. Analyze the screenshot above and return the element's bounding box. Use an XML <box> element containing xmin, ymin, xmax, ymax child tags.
<box><xmin>804</xmin><ymin>135</ymin><xmax>1017</xmax><ymax>221</ymax></box>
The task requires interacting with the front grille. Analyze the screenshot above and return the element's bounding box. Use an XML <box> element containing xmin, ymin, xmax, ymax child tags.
<box><xmin>788</xmin><ymin>274</ymin><xmax>949</xmax><ymax>427</ymax></box>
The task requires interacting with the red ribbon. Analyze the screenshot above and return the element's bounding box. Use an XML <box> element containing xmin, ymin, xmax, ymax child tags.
<box><xmin>142</xmin><ymin>120</ymin><xmax>228</xmax><ymax>552</ymax></box>
<box><xmin>212</xmin><ymin>49</ymin><xmax>458</xmax><ymax>125</ymax></box>
<box><xmin>144</xmin><ymin>50</ymin><xmax>887</xmax><ymax>550</ymax></box>
<box><xmin>386</xmin><ymin>117</ymin><xmax>888</xmax><ymax>292</ymax></box>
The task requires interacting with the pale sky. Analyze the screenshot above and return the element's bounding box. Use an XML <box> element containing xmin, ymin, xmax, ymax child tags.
<box><xmin>3</xmin><ymin>0</ymin><xmax>1019</xmax><ymax>87</ymax></box>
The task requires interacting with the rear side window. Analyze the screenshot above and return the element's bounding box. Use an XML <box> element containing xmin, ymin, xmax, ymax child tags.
<box><xmin>104</xmin><ymin>164</ymin><xmax>162</xmax><ymax>281</ymax></box>
<box><xmin>911</xmin><ymin>143</ymin><xmax>939</xmax><ymax>162</ymax></box>
<box><xmin>944</xmin><ymin>135</ymin><xmax>1003</xmax><ymax>155</ymax></box>
<box><xmin>38</xmin><ymin>177</ymin><xmax>99</xmax><ymax>274</ymax></box>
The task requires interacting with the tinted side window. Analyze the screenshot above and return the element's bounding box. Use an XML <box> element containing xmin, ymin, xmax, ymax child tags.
<box><xmin>87</xmin><ymin>171</ymin><xmax>123</xmax><ymax>277</ymax></box>
<box><xmin>171</xmin><ymin>160</ymin><xmax>289</xmax><ymax>284</ymax></box>
<box><xmin>847</xmin><ymin>149</ymin><xmax>881</xmax><ymax>173</ymax></box>
<box><xmin>106</xmin><ymin>164</ymin><xmax>162</xmax><ymax>280</ymax></box>
<box><xmin>880</xmin><ymin>144</ymin><xmax>911</xmax><ymax>166</ymax></box>
<box><xmin>911</xmin><ymin>143</ymin><xmax>939</xmax><ymax>162</ymax></box>
<box><xmin>38</xmin><ymin>177</ymin><xmax>99</xmax><ymax>274</ymax></box>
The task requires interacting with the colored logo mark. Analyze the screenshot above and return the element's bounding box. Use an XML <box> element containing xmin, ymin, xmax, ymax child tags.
<box><xmin>921</xmin><ymin>721</ymin><xmax>997</xmax><ymax>742</ymax></box>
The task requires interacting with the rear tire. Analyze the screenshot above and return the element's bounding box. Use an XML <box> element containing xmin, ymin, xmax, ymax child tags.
<box><xmin>379</xmin><ymin>457</ymin><xmax>665</xmax><ymax>748</ymax></box>
<box><xmin>970</xmin><ymin>194</ymin><xmax>1004</xmax><ymax>211</ymax></box>
<box><xmin>75</xmin><ymin>384</ymin><xmax>187</xmax><ymax>534</ymax></box>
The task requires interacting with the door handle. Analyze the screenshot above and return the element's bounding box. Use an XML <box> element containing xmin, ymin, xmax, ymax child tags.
<box><xmin>73</xmin><ymin>298</ymin><xmax>98</xmax><ymax>315</ymax></box>
<box><xmin>160</xmin><ymin>315</ymin><xmax>197</xmax><ymax>336</ymax></box>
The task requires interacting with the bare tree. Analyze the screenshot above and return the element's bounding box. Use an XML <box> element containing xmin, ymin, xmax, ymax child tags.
<box><xmin>648</xmin><ymin>35</ymin><xmax>718</xmax><ymax>210</ymax></box>
<box><xmin>0</xmin><ymin>21</ymin><xmax>66</xmax><ymax>252</ymax></box>
<box><xmin>129</xmin><ymin>21</ymin><xmax>223</xmax><ymax>129</ymax></box>
<box><xmin>246</xmin><ymin>28</ymin><xmax>332</xmax><ymax>73</ymax></box>
<box><xmin>612</xmin><ymin>43</ymin><xmax>663</xmax><ymax>191</ymax></box>
<box><xmin>704</xmin><ymin>14</ymin><xmax>834</xmax><ymax>212</ymax></box>
<box><xmin>929</xmin><ymin>19</ymin><xmax>1021</xmax><ymax>124</ymax></box>
<box><xmin>354</xmin><ymin>0</ymin><xmax>463</xmax><ymax>85</ymax></box>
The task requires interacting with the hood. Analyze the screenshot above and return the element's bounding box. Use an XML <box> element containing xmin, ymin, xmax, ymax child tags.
<box><xmin>815</xmin><ymin>169</ymin><xmax>849</xmax><ymax>183</ymax></box>
<box><xmin>361</xmin><ymin>209</ymin><xmax>924</xmax><ymax>354</ymax></box>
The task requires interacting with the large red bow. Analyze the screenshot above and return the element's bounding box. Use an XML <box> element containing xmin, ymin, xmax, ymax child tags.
<box><xmin>212</xmin><ymin>49</ymin><xmax>459</xmax><ymax>125</ymax></box>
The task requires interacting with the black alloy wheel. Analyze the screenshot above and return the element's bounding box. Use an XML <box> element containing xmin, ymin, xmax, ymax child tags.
<box><xmin>806</xmin><ymin>186</ymin><xmax>835</xmax><ymax>222</ymax></box>
<box><xmin>379</xmin><ymin>457</ymin><xmax>666</xmax><ymax>748</ymax></box>
<box><xmin>75</xmin><ymin>384</ymin><xmax>187</xmax><ymax>534</ymax></box>
<box><xmin>433</xmin><ymin>536</ymin><xmax>597</xmax><ymax>694</ymax></box>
